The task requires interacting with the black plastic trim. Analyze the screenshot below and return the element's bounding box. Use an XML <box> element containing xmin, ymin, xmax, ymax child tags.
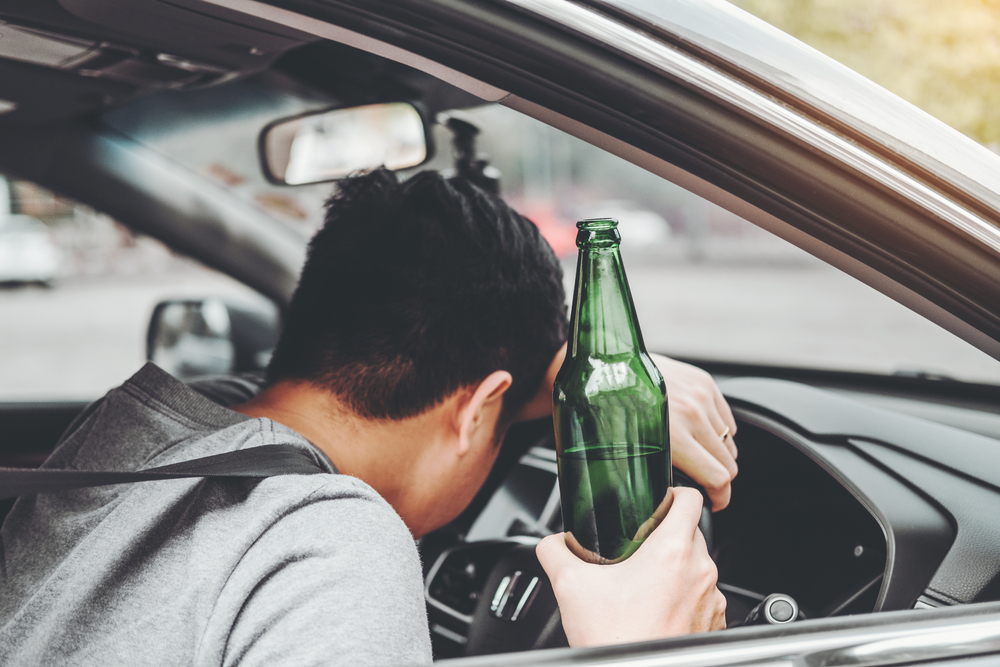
<box><xmin>731</xmin><ymin>408</ymin><xmax>953</xmax><ymax>612</ymax></box>
<box><xmin>722</xmin><ymin>377</ymin><xmax>1000</xmax><ymax>605</ymax></box>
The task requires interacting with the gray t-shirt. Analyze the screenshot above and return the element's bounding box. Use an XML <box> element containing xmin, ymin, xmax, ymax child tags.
<box><xmin>0</xmin><ymin>363</ymin><xmax>432</xmax><ymax>667</ymax></box>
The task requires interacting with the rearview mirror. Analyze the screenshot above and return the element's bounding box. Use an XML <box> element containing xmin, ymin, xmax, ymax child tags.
<box><xmin>260</xmin><ymin>102</ymin><xmax>431</xmax><ymax>185</ymax></box>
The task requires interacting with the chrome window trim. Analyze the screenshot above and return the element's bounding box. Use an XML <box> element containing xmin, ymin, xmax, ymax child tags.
<box><xmin>503</xmin><ymin>0</ymin><xmax>1000</xmax><ymax>257</ymax></box>
<box><xmin>446</xmin><ymin>610</ymin><xmax>1000</xmax><ymax>666</ymax></box>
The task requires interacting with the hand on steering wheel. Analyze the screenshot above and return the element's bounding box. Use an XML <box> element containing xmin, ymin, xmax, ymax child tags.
<box><xmin>650</xmin><ymin>353</ymin><xmax>738</xmax><ymax>510</ymax></box>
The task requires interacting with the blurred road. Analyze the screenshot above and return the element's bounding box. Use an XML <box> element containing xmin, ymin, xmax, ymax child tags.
<box><xmin>0</xmin><ymin>268</ymin><xmax>261</xmax><ymax>401</ymax></box>
<box><xmin>626</xmin><ymin>258</ymin><xmax>1000</xmax><ymax>382</ymax></box>
<box><xmin>2</xmin><ymin>251</ymin><xmax>999</xmax><ymax>402</ymax></box>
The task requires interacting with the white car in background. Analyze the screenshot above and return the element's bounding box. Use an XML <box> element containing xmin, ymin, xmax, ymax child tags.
<box><xmin>0</xmin><ymin>215</ymin><xmax>61</xmax><ymax>286</ymax></box>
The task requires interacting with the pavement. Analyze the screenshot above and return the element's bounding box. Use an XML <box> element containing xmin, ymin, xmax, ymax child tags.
<box><xmin>0</xmin><ymin>268</ymin><xmax>261</xmax><ymax>401</ymax></box>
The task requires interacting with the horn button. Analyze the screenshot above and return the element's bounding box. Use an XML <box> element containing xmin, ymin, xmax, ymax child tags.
<box><xmin>424</xmin><ymin>541</ymin><xmax>566</xmax><ymax>656</ymax></box>
<box><xmin>490</xmin><ymin>570</ymin><xmax>541</xmax><ymax>621</ymax></box>
<box><xmin>467</xmin><ymin>543</ymin><xmax>565</xmax><ymax>654</ymax></box>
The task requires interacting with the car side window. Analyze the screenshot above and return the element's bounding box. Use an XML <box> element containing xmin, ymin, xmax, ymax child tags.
<box><xmin>0</xmin><ymin>176</ymin><xmax>262</xmax><ymax>401</ymax></box>
<box><xmin>420</xmin><ymin>107</ymin><xmax>1000</xmax><ymax>385</ymax></box>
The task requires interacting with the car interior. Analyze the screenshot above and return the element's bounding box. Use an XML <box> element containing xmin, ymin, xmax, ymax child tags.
<box><xmin>3</xmin><ymin>0</ymin><xmax>1000</xmax><ymax>662</ymax></box>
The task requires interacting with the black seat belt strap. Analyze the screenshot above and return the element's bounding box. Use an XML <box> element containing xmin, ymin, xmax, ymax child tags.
<box><xmin>0</xmin><ymin>444</ymin><xmax>326</xmax><ymax>500</ymax></box>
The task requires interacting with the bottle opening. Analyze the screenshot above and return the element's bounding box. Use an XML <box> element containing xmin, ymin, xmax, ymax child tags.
<box><xmin>576</xmin><ymin>218</ymin><xmax>621</xmax><ymax>248</ymax></box>
<box><xmin>577</xmin><ymin>218</ymin><xmax>619</xmax><ymax>231</ymax></box>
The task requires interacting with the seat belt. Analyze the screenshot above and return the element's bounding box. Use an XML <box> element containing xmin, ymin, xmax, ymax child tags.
<box><xmin>0</xmin><ymin>444</ymin><xmax>326</xmax><ymax>500</ymax></box>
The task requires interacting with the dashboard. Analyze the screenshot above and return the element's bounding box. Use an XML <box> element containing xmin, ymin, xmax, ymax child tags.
<box><xmin>420</xmin><ymin>377</ymin><xmax>1000</xmax><ymax>658</ymax></box>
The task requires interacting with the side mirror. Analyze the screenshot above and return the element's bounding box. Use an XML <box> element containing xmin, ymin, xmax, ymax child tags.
<box><xmin>147</xmin><ymin>298</ymin><xmax>280</xmax><ymax>380</ymax></box>
<box><xmin>259</xmin><ymin>102</ymin><xmax>432</xmax><ymax>185</ymax></box>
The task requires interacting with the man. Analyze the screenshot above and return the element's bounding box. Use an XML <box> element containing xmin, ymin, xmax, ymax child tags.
<box><xmin>0</xmin><ymin>170</ymin><xmax>735</xmax><ymax>665</ymax></box>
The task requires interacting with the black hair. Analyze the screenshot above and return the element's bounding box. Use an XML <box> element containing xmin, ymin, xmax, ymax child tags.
<box><xmin>267</xmin><ymin>169</ymin><xmax>568</xmax><ymax>424</ymax></box>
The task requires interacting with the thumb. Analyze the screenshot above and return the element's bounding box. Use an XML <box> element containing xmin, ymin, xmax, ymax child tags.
<box><xmin>536</xmin><ymin>532</ymin><xmax>577</xmax><ymax>577</ymax></box>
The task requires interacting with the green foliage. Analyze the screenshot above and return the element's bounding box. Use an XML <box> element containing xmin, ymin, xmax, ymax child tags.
<box><xmin>729</xmin><ymin>0</ymin><xmax>1000</xmax><ymax>146</ymax></box>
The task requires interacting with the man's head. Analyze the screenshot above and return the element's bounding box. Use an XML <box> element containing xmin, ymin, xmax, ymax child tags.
<box><xmin>267</xmin><ymin>168</ymin><xmax>568</xmax><ymax>437</ymax></box>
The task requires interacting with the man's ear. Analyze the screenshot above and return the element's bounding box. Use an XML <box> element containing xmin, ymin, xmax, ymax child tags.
<box><xmin>510</xmin><ymin>342</ymin><xmax>567</xmax><ymax>424</ymax></box>
<box><xmin>457</xmin><ymin>370</ymin><xmax>513</xmax><ymax>454</ymax></box>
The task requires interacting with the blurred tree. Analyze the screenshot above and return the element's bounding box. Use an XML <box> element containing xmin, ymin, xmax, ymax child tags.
<box><xmin>729</xmin><ymin>0</ymin><xmax>1000</xmax><ymax>147</ymax></box>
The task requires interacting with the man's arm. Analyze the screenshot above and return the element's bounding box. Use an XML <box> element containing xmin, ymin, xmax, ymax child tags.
<box><xmin>536</xmin><ymin>487</ymin><xmax>726</xmax><ymax>647</ymax></box>
<box><xmin>199</xmin><ymin>483</ymin><xmax>433</xmax><ymax>667</ymax></box>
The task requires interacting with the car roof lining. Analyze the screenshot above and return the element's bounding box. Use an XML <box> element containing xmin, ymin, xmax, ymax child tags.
<box><xmin>0</xmin><ymin>2</ymin><xmax>488</xmax><ymax>305</ymax></box>
<box><xmin>0</xmin><ymin>0</ymin><xmax>312</xmax><ymax>127</ymax></box>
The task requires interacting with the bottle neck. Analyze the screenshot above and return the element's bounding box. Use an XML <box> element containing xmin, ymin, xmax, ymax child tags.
<box><xmin>568</xmin><ymin>243</ymin><xmax>646</xmax><ymax>359</ymax></box>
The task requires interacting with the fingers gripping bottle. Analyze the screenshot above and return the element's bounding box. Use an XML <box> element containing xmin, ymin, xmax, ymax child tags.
<box><xmin>553</xmin><ymin>218</ymin><xmax>671</xmax><ymax>564</ymax></box>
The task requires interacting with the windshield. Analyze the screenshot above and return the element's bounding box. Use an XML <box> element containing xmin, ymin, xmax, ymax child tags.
<box><xmin>101</xmin><ymin>73</ymin><xmax>338</xmax><ymax>236</ymax></box>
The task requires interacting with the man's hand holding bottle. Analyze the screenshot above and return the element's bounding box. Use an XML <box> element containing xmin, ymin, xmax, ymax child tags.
<box><xmin>537</xmin><ymin>487</ymin><xmax>727</xmax><ymax>646</ymax></box>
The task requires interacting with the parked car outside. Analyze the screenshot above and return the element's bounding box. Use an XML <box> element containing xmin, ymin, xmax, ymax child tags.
<box><xmin>0</xmin><ymin>214</ymin><xmax>61</xmax><ymax>286</ymax></box>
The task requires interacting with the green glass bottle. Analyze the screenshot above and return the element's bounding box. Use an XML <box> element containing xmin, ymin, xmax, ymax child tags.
<box><xmin>553</xmin><ymin>218</ymin><xmax>671</xmax><ymax>564</ymax></box>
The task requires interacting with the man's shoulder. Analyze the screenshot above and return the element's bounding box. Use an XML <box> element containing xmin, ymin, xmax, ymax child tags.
<box><xmin>236</xmin><ymin>459</ymin><xmax>397</xmax><ymax>528</ymax></box>
<box><xmin>46</xmin><ymin>363</ymin><xmax>335</xmax><ymax>472</ymax></box>
<box><xmin>0</xmin><ymin>366</ymin><xmax>431</xmax><ymax>667</ymax></box>
<box><xmin>203</xmin><ymin>474</ymin><xmax>429</xmax><ymax>667</ymax></box>
<box><xmin>243</xmin><ymin>472</ymin><xmax>416</xmax><ymax>561</ymax></box>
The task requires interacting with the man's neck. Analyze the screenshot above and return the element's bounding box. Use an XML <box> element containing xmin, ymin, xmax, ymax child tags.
<box><xmin>230</xmin><ymin>380</ymin><xmax>446</xmax><ymax>531</ymax></box>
